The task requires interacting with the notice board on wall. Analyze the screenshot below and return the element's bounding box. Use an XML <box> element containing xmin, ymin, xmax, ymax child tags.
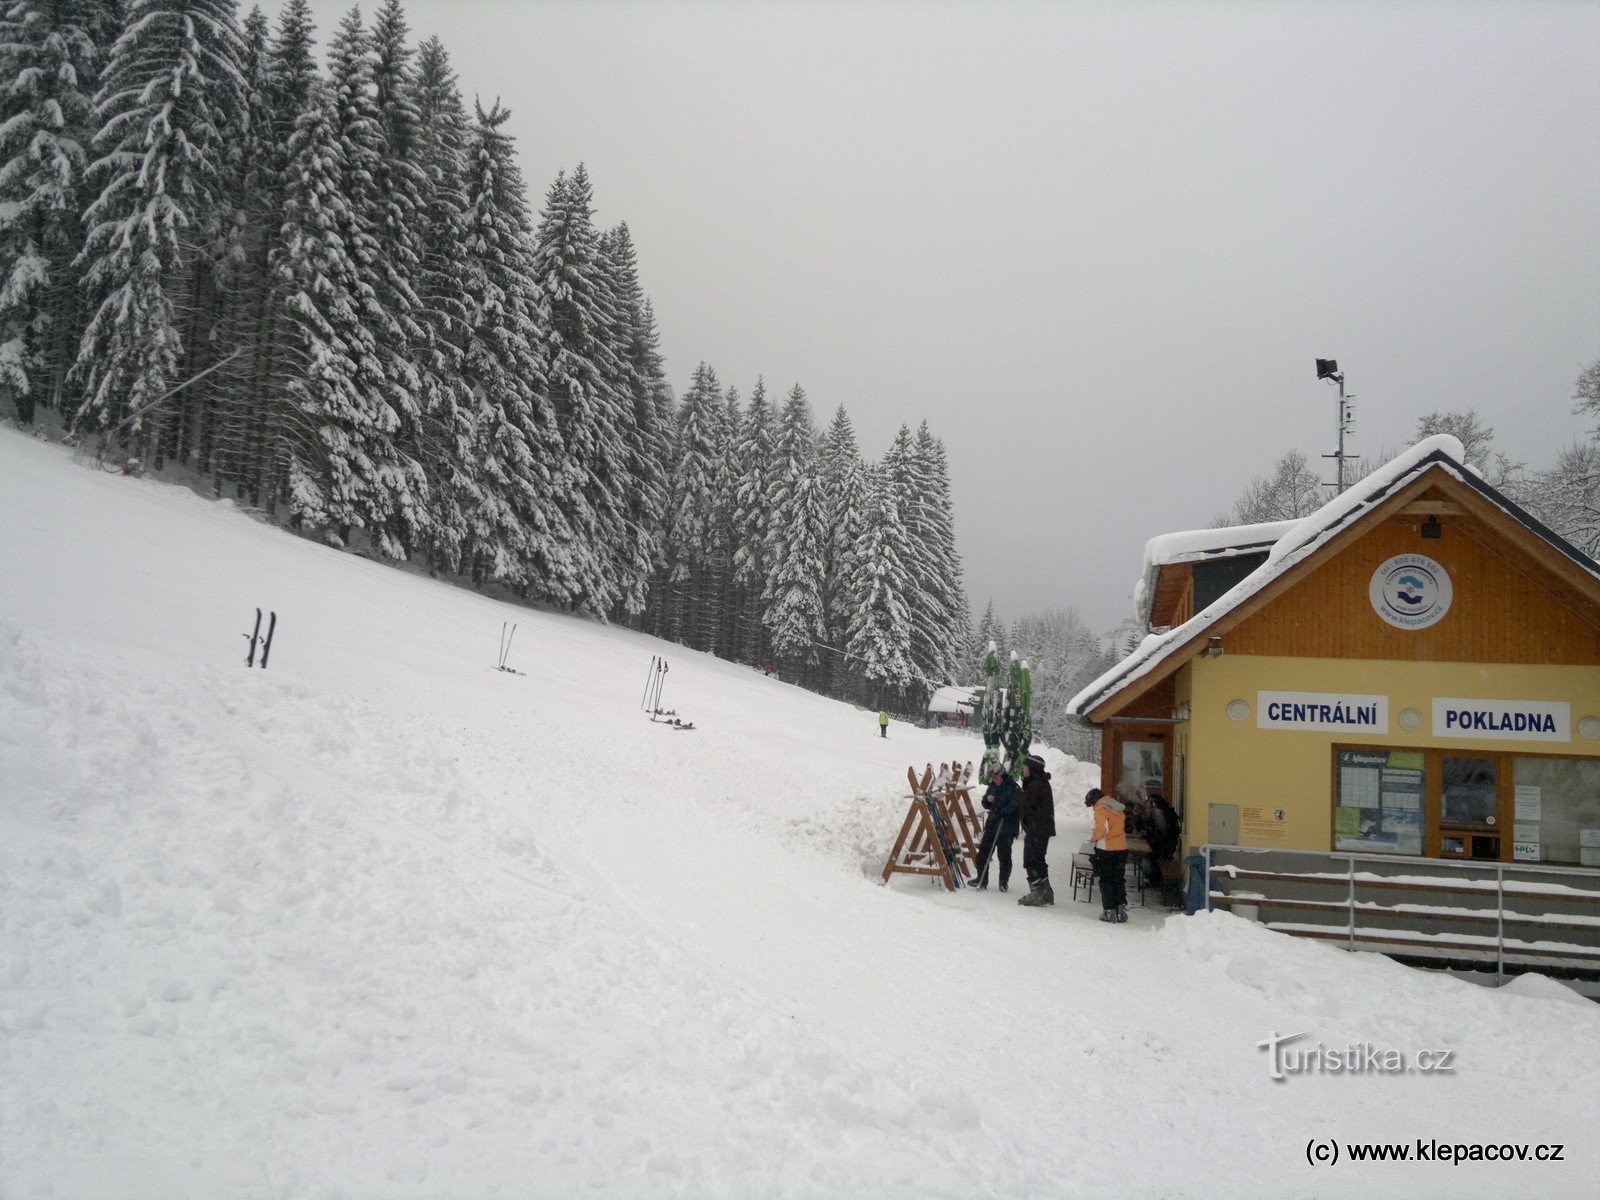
<box><xmin>1242</xmin><ymin>805</ymin><xmax>1289</xmax><ymax>844</ymax></box>
<box><xmin>1335</xmin><ymin>748</ymin><xmax>1424</xmax><ymax>855</ymax></box>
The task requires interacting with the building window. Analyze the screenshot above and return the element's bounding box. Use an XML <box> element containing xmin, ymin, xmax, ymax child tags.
<box><xmin>1510</xmin><ymin>757</ymin><xmax>1600</xmax><ymax>866</ymax></box>
<box><xmin>1334</xmin><ymin>748</ymin><xmax>1424</xmax><ymax>855</ymax></box>
<box><xmin>1119</xmin><ymin>739</ymin><xmax>1164</xmax><ymax>801</ymax></box>
<box><xmin>1439</xmin><ymin>755</ymin><xmax>1498</xmax><ymax>827</ymax></box>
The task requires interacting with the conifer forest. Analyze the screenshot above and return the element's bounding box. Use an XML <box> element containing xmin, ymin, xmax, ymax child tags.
<box><xmin>0</xmin><ymin>0</ymin><xmax>974</xmax><ymax>709</ymax></box>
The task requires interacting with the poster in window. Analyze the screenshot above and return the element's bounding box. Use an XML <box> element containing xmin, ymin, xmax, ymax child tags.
<box><xmin>1336</xmin><ymin>748</ymin><xmax>1424</xmax><ymax>855</ymax></box>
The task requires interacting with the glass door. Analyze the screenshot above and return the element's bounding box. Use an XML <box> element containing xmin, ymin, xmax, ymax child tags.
<box><xmin>1437</xmin><ymin>754</ymin><xmax>1503</xmax><ymax>860</ymax></box>
<box><xmin>1118</xmin><ymin>738</ymin><xmax>1167</xmax><ymax>802</ymax></box>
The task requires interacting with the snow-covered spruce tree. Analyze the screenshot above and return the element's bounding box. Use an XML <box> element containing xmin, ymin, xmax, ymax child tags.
<box><xmin>325</xmin><ymin>5</ymin><xmax>426</xmax><ymax>552</ymax></box>
<box><xmin>273</xmin><ymin>81</ymin><xmax>420</xmax><ymax>554</ymax></box>
<box><xmin>529</xmin><ymin>164</ymin><xmax>632</xmax><ymax>616</ymax></box>
<box><xmin>455</xmin><ymin>99</ymin><xmax>581</xmax><ymax>602</ymax></box>
<box><xmin>225</xmin><ymin>0</ymin><xmax>317</xmax><ymax>512</ymax></box>
<box><xmin>729</xmin><ymin>376</ymin><xmax>774</xmax><ymax>665</ymax></box>
<box><xmin>365</xmin><ymin>0</ymin><xmax>464</xmax><ymax>557</ymax></box>
<box><xmin>707</xmin><ymin>383</ymin><xmax>743</xmax><ymax>657</ymax></box>
<box><xmin>630</xmin><ymin>292</ymin><xmax>675</xmax><ymax>640</ymax></box>
<box><xmin>763</xmin><ymin>383</ymin><xmax>828</xmax><ymax>683</ymax></box>
<box><xmin>975</xmin><ymin>600</ymin><xmax>1005</xmax><ymax>666</ymax></box>
<box><xmin>914</xmin><ymin>422</ymin><xmax>970</xmax><ymax>681</ymax></box>
<box><xmin>203</xmin><ymin>3</ymin><xmax>272</xmax><ymax>495</ymax></box>
<box><xmin>598</xmin><ymin>221</ymin><xmax>668</xmax><ymax>623</ymax></box>
<box><xmin>172</xmin><ymin>5</ymin><xmax>255</xmax><ymax>485</ymax></box>
<box><xmin>659</xmin><ymin>361</ymin><xmax>721</xmax><ymax>648</ymax></box>
<box><xmin>407</xmin><ymin>34</ymin><xmax>477</xmax><ymax>571</ymax></box>
<box><xmin>845</xmin><ymin>461</ymin><xmax>916</xmax><ymax>704</ymax></box>
<box><xmin>0</xmin><ymin>0</ymin><xmax>106</xmax><ymax>426</ymax></box>
<box><xmin>818</xmin><ymin>403</ymin><xmax>865</xmax><ymax>694</ymax></box>
<box><xmin>882</xmin><ymin>422</ymin><xmax>947</xmax><ymax>692</ymax></box>
<box><xmin>71</xmin><ymin>0</ymin><xmax>247</xmax><ymax>461</ymax></box>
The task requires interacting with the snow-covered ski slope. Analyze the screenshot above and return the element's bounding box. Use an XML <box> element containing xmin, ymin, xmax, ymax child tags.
<box><xmin>2</xmin><ymin>428</ymin><xmax>1597</xmax><ymax>1200</ymax></box>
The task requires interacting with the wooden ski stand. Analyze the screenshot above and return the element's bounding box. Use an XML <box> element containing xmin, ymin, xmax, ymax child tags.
<box><xmin>941</xmin><ymin>761</ymin><xmax>983</xmax><ymax>860</ymax></box>
<box><xmin>881</xmin><ymin>765</ymin><xmax>968</xmax><ymax>890</ymax></box>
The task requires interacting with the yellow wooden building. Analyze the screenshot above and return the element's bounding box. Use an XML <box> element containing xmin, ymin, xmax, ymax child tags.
<box><xmin>1069</xmin><ymin>436</ymin><xmax>1600</xmax><ymax>871</ymax></box>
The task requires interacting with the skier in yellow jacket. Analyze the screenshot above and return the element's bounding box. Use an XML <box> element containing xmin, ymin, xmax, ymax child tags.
<box><xmin>1086</xmin><ymin>788</ymin><xmax>1129</xmax><ymax>923</ymax></box>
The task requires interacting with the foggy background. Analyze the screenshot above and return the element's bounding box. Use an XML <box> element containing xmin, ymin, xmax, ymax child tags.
<box><xmin>302</xmin><ymin>0</ymin><xmax>1600</xmax><ymax>633</ymax></box>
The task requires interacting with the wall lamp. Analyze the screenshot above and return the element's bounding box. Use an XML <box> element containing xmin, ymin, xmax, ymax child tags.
<box><xmin>1201</xmin><ymin>636</ymin><xmax>1224</xmax><ymax>658</ymax></box>
<box><xmin>1421</xmin><ymin>516</ymin><xmax>1442</xmax><ymax>540</ymax></box>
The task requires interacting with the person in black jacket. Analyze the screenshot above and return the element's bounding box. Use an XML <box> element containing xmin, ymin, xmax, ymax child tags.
<box><xmin>967</xmin><ymin>763</ymin><xmax>1022</xmax><ymax>891</ymax></box>
<box><xmin>1016</xmin><ymin>753</ymin><xmax>1056</xmax><ymax>906</ymax></box>
<box><xmin>1144</xmin><ymin>793</ymin><xmax>1180</xmax><ymax>889</ymax></box>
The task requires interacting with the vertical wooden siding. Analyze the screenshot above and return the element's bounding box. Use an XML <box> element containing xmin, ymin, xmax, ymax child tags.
<box><xmin>1227</xmin><ymin>509</ymin><xmax>1600</xmax><ymax>664</ymax></box>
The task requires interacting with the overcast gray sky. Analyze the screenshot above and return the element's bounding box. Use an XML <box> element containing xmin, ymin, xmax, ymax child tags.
<box><xmin>305</xmin><ymin>0</ymin><xmax>1600</xmax><ymax>635</ymax></box>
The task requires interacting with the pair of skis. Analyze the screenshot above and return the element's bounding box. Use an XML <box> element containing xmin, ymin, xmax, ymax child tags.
<box><xmin>909</xmin><ymin>766</ymin><xmax>964</xmax><ymax>889</ymax></box>
<box><xmin>245</xmin><ymin>609</ymin><xmax>277</xmax><ymax>668</ymax></box>
<box><xmin>641</xmin><ymin>655</ymin><xmax>694</xmax><ymax>730</ymax></box>
<box><xmin>497</xmin><ymin>622</ymin><xmax>523</xmax><ymax>674</ymax></box>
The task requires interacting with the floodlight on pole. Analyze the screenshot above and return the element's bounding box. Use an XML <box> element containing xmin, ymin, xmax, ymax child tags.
<box><xmin>1316</xmin><ymin>358</ymin><xmax>1355</xmax><ymax>492</ymax></box>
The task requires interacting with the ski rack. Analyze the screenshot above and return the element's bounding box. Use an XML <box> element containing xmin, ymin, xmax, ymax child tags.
<box><xmin>245</xmin><ymin>608</ymin><xmax>277</xmax><ymax>668</ymax></box>
<box><xmin>642</xmin><ymin>655</ymin><xmax>694</xmax><ymax>730</ymax></box>
<box><xmin>881</xmin><ymin>761</ymin><xmax>980</xmax><ymax>891</ymax></box>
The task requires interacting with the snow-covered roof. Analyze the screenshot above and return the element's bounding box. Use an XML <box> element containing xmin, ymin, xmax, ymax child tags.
<box><xmin>927</xmin><ymin>685</ymin><xmax>982</xmax><ymax>714</ymax></box>
<box><xmin>1134</xmin><ymin>519</ymin><xmax>1298</xmax><ymax>625</ymax></box>
<box><xmin>1071</xmin><ymin>434</ymin><xmax>1598</xmax><ymax>720</ymax></box>
<box><xmin>1145</xmin><ymin>520</ymin><xmax>1299</xmax><ymax>569</ymax></box>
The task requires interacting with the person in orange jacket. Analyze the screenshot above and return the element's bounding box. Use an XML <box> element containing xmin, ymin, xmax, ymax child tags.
<box><xmin>1086</xmin><ymin>787</ymin><xmax>1129</xmax><ymax>923</ymax></box>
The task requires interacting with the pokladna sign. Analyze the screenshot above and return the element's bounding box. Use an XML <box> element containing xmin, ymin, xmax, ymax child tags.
<box><xmin>1433</xmin><ymin>698</ymin><xmax>1571</xmax><ymax>742</ymax></box>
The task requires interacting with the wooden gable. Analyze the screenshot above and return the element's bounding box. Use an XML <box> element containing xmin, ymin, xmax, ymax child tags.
<box><xmin>1084</xmin><ymin>463</ymin><xmax>1600</xmax><ymax>722</ymax></box>
<box><xmin>1228</xmin><ymin>479</ymin><xmax>1600</xmax><ymax>664</ymax></box>
<box><xmin>1148</xmin><ymin>563</ymin><xmax>1193</xmax><ymax>630</ymax></box>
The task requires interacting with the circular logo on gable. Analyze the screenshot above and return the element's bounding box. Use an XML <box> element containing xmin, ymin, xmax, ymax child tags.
<box><xmin>1369</xmin><ymin>553</ymin><xmax>1452</xmax><ymax>629</ymax></box>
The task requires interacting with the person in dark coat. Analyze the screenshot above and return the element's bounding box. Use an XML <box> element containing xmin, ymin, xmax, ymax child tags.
<box><xmin>1146</xmin><ymin>794</ymin><xmax>1179</xmax><ymax>856</ymax></box>
<box><xmin>1016</xmin><ymin>753</ymin><xmax>1056</xmax><ymax>906</ymax></box>
<box><xmin>1144</xmin><ymin>793</ymin><xmax>1181</xmax><ymax>891</ymax></box>
<box><xmin>967</xmin><ymin>763</ymin><xmax>1022</xmax><ymax>891</ymax></box>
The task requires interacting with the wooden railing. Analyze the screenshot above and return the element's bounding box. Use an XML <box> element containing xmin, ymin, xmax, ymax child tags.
<box><xmin>1199</xmin><ymin>844</ymin><xmax>1600</xmax><ymax>982</ymax></box>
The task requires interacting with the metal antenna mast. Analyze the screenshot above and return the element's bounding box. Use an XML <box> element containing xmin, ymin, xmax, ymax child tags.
<box><xmin>1316</xmin><ymin>358</ymin><xmax>1354</xmax><ymax>492</ymax></box>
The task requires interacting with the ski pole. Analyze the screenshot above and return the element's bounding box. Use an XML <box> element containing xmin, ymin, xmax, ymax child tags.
<box><xmin>642</xmin><ymin>656</ymin><xmax>656</xmax><ymax>709</ymax></box>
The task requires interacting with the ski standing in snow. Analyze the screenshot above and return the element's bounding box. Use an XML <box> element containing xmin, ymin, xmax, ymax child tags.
<box><xmin>245</xmin><ymin>608</ymin><xmax>277</xmax><ymax>668</ymax></box>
